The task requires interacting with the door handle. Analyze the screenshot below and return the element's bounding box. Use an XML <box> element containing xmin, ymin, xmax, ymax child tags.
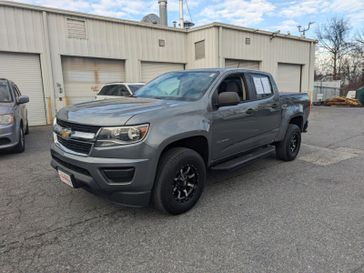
<box><xmin>271</xmin><ymin>103</ymin><xmax>279</xmax><ymax>109</ymax></box>
<box><xmin>246</xmin><ymin>108</ymin><xmax>255</xmax><ymax>115</ymax></box>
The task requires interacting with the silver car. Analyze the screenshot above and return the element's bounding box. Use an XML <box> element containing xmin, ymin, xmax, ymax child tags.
<box><xmin>0</xmin><ymin>79</ymin><xmax>29</xmax><ymax>153</ymax></box>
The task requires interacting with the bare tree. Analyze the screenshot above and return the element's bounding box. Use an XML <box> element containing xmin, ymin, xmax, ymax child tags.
<box><xmin>356</xmin><ymin>29</ymin><xmax>364</xmax><ymax>45</ymax></box>
<box><xmin>316</xmin><ymin>17</ymin><xmax>352</xmax><ymax>80</ymax></box>
<box><xmin>340</xmin><ymin>34</ymin><xmax>364</xmax><ymax>93</ymax></box>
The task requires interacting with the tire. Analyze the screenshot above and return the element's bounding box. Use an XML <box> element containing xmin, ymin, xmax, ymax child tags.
<box><xmin>13</xmin><ymin>126</ymin><xmax>25</xmax><ymax>153</ymax></box>
<box><xmin>25</xmin><ymin>121</ymin><xmax>29</xmax><ymax>135</ymax></box>
<box><xmin>275</xmin><ymin>124</ymin><xmax>301</xmax><ymax>161</ymax></box>
<box><xmin>153</xmin><ymin>147</ymin><xmax>206</xmax><ymax>215</ymax></box>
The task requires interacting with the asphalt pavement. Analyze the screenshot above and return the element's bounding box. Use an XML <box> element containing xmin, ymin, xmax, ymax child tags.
<box><xmin>1</xmin><ymin>106</ymin><xmax>364</xmax><ymax>273</ymax></box>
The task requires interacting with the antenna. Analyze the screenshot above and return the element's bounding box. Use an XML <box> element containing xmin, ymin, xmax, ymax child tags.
<box><xmin>270</xmin><ymin>30</ymin><xmax>280</xmax><ymax>40</ymax></box>
<box><xmin>297</xmin><ymin>22</ymin><xmax>314</xmax><ymax>37</ymax></box>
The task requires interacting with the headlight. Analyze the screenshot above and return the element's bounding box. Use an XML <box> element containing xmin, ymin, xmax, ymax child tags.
<box><xmin>0</xmin><ymin>114</ymin><xmax>14</xmax><ymax>125</ymax></box>
<box><xmin>96</xmin><ymin>124</ymin><xmax>149</xmax><ymax>147</ymax></box>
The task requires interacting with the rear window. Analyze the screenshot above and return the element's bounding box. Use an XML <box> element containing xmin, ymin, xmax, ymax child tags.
<box><xmin>98</xmin><ymin>85</ymin><xmax>130</xmax><ymax>97</ymax></box>
<box><xmin>128</xmin><ymin>84</ymin><xmax>144</xmax><ymax>93</ymax></box>
<box><xmin>0</xmin><ymin>81</ymin><xmax>12</xmax><ymax>102</ymax></box>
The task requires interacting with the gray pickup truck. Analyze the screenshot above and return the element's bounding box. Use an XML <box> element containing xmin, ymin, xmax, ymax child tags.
<box><xmin>51</xmin><ymin>69</ymin><xmax>310</xmax><ymax>214</ymax></box>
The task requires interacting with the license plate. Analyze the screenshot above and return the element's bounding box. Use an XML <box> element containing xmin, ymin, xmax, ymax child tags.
<box><xmin>58</xmin><ymin>169</ymin><xmax>74</xmax><ymax>188</ymax></box>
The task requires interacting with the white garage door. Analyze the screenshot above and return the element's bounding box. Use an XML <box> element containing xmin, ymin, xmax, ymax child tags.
<box><xmin>277</xmin><ymin>63</ymin><xmax>302</xmax><ymax>92</ymax></box>
<box><xmin>225</xmin><ymin>59</ymin><xmax>260</xmax><ymax>70</ymax></box>
<box><xmin>62</xmin><ymin>57</ymin><xmax>126</xmax><ymax>105</ymax></box>
<box><xmin>0</xmin><ymin>52</ymin><xmax>46</xmax><ymax>126</ymax></box>
<box><xmin>141</xmin><ymin>62</ymin><xmax>185</xmax><ymax>83</ymax></box>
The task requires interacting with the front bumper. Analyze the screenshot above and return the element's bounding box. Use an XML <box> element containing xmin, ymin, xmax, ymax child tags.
<box><xmin>0</xmin><ymin>124</ymin><xmax>18</xmax><ymax>149</ymax></box>
<box><xmin>50</xmin><ymin>144</ymin><xmax>154</xmax><ymax>207</ymax></box>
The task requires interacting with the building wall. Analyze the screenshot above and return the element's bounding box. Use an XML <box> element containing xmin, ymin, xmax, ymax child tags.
<box><xmin>0</xmin><ymin>3</ymin><xmax>315</xmax><ymax>124</ymax></box>
<box><xmin>220</xmin><ymin>27</ymin><xmax>315</xmax><ymax>93</ymax></box>
<box><xmin>0</xmin><ymin>4</ymin><xmax>187</xmax><ymax>115</ymax></box>
<box><xmin>45</xmin><ymin>12</ymin><xmax>186</xmax><ymax>110</ymax></box>
<box><xmin>0</xmin><ymin>5</ymin><xmax>53</xmax><ymax>123</ymax></box>
<box><xmin>186</xmin><ymin>27</ymin><xmax>219</xmax><ymax>69</ymax></box>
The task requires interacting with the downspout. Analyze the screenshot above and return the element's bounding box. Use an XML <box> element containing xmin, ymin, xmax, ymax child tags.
<box><xmin>218</xmin><ymin>26</ymin><xmax>223</xmax><ymax>67</ymax></box>
<box><xmin>42</xmin><ymin>11</ymin><xmax>56</xmax><ymax>123</ymax></box>
<box><xmin>308</xmin><ymin>41</ymin><xmax>314</xmax><ymax>99</ymax></box>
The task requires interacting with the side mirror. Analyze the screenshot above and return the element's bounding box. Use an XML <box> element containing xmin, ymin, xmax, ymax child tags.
<box><xmin>217</xmin><ymin>92</ymin><xmax>240</xmax><ymax>107</ymax></box>
<box><xmin>17</xmin><ymin>95</ymin><xmax>29</xmax><ymax>104</ymax></box>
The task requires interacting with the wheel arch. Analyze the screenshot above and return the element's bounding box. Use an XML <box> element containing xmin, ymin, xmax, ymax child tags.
<box><xmin>289</xmin><ymin>115</ymin><xmax>304</xmax><ymax>131</ymax></box>
<box><xmin>158</xmin><ymin>135</ymin><xmax>209</xmax><ymax>166</ymax></box>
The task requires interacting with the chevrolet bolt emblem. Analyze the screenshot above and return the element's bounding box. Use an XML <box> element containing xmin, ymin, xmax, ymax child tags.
<box><xmin>60</xmin><ymin>128</ymin><xmax>72</xmax><ymax>139</ymax></box>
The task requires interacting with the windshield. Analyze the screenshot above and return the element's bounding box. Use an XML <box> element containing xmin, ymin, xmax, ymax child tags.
<box><xmin>134</xmin><ymin>71</ymin><xmax>219</xmax><ymax>101</ymax></box>
<box><xmin>0</xmin><ymin>81</ymin><xmax>12</xmax><ymax>102</ymax></box>
<box><xmin>128</xmin><ymin>84</ymin><xmax>144</xmax><ymax>93</ymax></box>
<box><xmin>98</xmin><ymin>84</ymin><xmax>130</xmax><ymax>97</ymax></box>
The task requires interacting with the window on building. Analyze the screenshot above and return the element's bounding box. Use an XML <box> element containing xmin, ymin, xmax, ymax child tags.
<box><xmin>67</xmin><ymin>18</ymin><xmax>87</xmax><ymax>39</ymax></box>
<box><xmin>159</xmin><ymin>39</ymin><xmax>166</xmax><ymax>47</ymax></box>
<box><xmin>195</xmin><ymin>40</ymin><xmax>205</xmax><ymax>60</ymax></box>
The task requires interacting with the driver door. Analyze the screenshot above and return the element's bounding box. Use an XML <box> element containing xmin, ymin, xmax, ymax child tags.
<box><xmin>210</xmin><ymin>73</ymin><xmax>259</xmax><ymax>161</ymax></box>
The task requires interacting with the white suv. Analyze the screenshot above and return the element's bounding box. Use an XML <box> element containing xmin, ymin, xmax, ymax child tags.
<box><xmin>95</xmin><ymin>83</ymin><xmax>144</xmax><ymax>100</ymax></box>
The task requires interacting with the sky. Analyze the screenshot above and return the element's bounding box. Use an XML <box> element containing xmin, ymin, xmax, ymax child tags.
<box><xmin>8</xmin><ymin>0</ymin><xmax>364</xmax><ymax>38</ymax></box>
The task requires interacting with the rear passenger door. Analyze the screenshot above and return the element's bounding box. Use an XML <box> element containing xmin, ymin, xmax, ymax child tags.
<box><xmin>246</xmin><ymin>73</ymin><xmax>282</xmax><ymax>143</ymax></box>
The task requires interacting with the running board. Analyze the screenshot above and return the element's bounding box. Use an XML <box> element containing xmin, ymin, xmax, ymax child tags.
<box><xmin>211</xmin><ymin>145</ymin><xmax>276</xmax><ymax>171</ymax></box>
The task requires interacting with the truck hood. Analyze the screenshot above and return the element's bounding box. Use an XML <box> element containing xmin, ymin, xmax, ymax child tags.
<box><xmin>56</xmin><ymin>97</ymin><xmax>187</xmax><ymax>126</ymax></box>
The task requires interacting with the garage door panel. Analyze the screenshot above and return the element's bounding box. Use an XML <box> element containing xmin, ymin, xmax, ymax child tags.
<box><xmin>62</xmin><ymin>57</ymin><xmax>125</xmax><ymax>105</ymax></box>
<box><xmin>225</xmin><ymin>59</ymin><xmax>260</xmax><ymax>70</ymax></box>
<box><xmin>277</xmin><ymin>63</ymin><xmax>301</xmax><ymax>93</ymax></box>
<box><xmin>0</xmin><ymin>52</ymin><xmax>46</xmax><ymax>126</ymax></box>
<box><xmin>141</xmin><ymin>62</ymin><xmax>185</xmax><ymax>83</ymax></box>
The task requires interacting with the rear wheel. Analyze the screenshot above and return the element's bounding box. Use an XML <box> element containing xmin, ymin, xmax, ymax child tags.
<box><xmin>275</xmin><ymin>124</ymin><xmax>301</xmax><ymax>161</ymax></box>
<box><xmin>13</xmin><ymin>126</ymin><xmax>25</xmax><ymax>153</ymax></box>
<box><xmin>153</xmin><ymin>147</ymin><xmax>206</xmax><ymax>215</ymax></box>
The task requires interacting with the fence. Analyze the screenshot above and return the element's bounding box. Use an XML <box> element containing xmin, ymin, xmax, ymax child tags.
<box><xmin>313</xmin><ymin>85</ymin><xmax>341</xmax><ymax>103</ymax></box>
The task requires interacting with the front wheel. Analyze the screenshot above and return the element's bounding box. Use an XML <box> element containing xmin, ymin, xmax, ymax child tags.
<box><xmin>153</xmin><ymin>147</ymin><xmax>206</xmax><ymax>215</ymax></box>
<box><xmin>275</xmin><ymin>124</ymin><xmax>301</xmax><ymax>161</ymax></box>
<box><xmin>13</xmin><ymin>127</ymin><xmax>25</xmax><ymax>153</ymax></box>
<box><xmin>25</xmin><ymin>121</ymin><xmax>29</xmax><ymax>135</ymax></box>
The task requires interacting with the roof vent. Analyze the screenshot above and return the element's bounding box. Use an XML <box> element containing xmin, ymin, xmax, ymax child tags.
<box><xmin>142</xmin><ymin>14</ymin><xmax>160</xmax><ymax>25</ymax></box>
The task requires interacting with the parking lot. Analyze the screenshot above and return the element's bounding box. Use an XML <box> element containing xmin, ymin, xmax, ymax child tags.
<box><xmin>1</xmin><ymin>106</ymin><xmax>364</xmax><ymax>273</ymax></box>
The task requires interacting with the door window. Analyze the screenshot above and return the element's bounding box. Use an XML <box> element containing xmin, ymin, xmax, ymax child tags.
<box><xmin>217</xmin><ymin>74</ymin><xmax>248</xmax><ymax>101</ymax></box>
<box><xmin>251</xmin><ymin>74</ymin><xmax>273</xmax><ymax>99</ymax></box>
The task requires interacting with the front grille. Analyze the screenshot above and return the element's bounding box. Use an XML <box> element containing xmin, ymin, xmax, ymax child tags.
<box><xmin>51</xmin><ymin>150</ymin><xmax>90</xmax><ymax>176</ymax></box>
<box><xmin>57</xmin><ymin>119</ymin><xmax>101</xmax><ymax>134</ymax></box>
<box><xmin>57</xmin><ymin>135</ymin><xmax>93</xmax><ymax>155</ymax></box>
